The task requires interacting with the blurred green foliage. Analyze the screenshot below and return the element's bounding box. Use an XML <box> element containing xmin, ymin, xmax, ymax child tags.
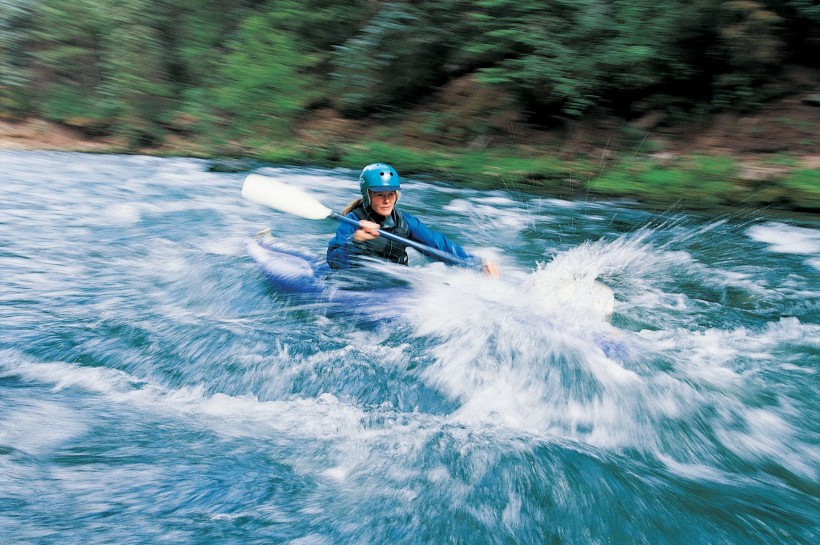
<box><xmin>0</xmin><ymin>0</ymin><xmax>817</xmax><ymax>208</ymax></box>
<box><xmin>331</xmin><ymin>0</ymin><xmax>466</xmax><ymax>116</ymax></box>
<box><xmin>2</xmin><ymin>0</ymin><xmax>817</xmax><ymax>141</ymax></box>
<box><xmin>782</xmin><ymin>168</ymin><xmax>820</xmax><ymax>209</ymax></box>
<box><xmin>461</xmin><ymin>0</ymin><xmax>706</xmax><ymax>116</ymax></box>
<box><xmin>210</xmin><ymin>13</ymin><xmax>312</xmax><ymax>137</ymax></box>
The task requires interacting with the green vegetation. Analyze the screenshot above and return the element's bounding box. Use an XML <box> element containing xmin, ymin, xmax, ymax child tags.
<box><xmin>1</xmin><ymin>0</ymin><xmax>819</xmax><ymax>210</ymax></box>
<box><xmin>589</xmin><ymin>155</ymin><xmax>738</xmax><ymax>206</ymax></box>
<box><xmin>782</xmin><ymin>168</ymin><xmax>820</xmax><ymax>210</ymax></box>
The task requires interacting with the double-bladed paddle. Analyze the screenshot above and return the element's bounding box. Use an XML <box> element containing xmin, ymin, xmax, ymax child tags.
<box><xmin>241</xmin><ymin>174</ymin><xmax>473</xmax><ymax>267</ymax></box>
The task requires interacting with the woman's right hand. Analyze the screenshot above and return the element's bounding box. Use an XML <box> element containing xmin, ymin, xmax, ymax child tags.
<box><xmin>353</xmin><ymin>220</ymin><xmax>381</xmax><ymax>242</ymax></box>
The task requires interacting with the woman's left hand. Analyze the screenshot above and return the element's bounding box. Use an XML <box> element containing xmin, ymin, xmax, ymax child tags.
<box><xmin>482</xmin><ymin>261</ymin><xmax>501</xmax><ymax>278</ymax></box>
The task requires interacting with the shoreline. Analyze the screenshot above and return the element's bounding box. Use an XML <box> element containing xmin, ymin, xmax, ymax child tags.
<box><xmin>0</xmin><ymin>118</ymin><xmax>120</xmax><ymax>152</ymax></box>
<box><xmin>3</xmin><ymin>117</ymin><xmax>818</xmax><ymax>216</ymax></box>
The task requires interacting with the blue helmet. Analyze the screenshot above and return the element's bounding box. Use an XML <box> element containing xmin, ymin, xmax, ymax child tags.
<box><xmin>359</xmin><ymin>163</ymin><xmax>400</xmax><ymax>206</ymax></box>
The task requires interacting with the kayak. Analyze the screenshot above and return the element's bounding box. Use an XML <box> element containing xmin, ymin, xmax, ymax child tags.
<box><xmin>246</xmin><ymin>233</ymin><xmax>628</xmax><ymax>360</ymax></box>
<box><xmin>246</xmin><ymin>233</ymin><xmax>412</xmax><ymax>317</ymax></box>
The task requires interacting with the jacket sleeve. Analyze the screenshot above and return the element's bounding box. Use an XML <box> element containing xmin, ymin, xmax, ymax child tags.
<box><xmin>326</xmin><ymin>212</ymin><xmax>360</xmax><ymax>269</ymax></box>
<box><xmin>404</xmin><ymin>213</ymin><xmax>481</xmax><ymax>268</ymax></box>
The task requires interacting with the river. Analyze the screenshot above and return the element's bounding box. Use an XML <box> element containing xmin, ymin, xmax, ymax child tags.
<box><xmin>1</xmin><ymin>151</ymin><xmax>817</xmax><ymax>544</ymax></box>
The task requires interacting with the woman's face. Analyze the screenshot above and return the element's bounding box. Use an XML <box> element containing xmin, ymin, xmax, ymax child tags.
<box><xmin>369</xmin><ymin>190</ymin><xmax>398</xmax><ymax>216</ymax></box>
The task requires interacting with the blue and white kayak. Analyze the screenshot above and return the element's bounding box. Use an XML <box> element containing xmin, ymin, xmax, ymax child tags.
<box><xmin>246</xmin><ymin>233</ymin><xmax>412</xmax><ymax>316</ymax></box>
<box><xmin>247</xmin><ymin>232</ymin><xmax>628</xmax><ymax>360</ymax></box>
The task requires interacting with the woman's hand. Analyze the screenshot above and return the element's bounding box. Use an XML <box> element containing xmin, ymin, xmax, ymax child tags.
<box><xmin>482</xmin><ymin>261</ymin><xmax>501</xmax><ymax>278</ymax></box>
<box><xmin>352</xmin><ymin>220</ymin><xmax>381</xmax><ymax>242</ymax></box>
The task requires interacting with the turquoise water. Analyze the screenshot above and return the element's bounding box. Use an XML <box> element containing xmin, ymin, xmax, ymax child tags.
<box><xmin>0</xmin><ymin>151</ymin><xmax>817</xmax><ymax>544</ymax></box>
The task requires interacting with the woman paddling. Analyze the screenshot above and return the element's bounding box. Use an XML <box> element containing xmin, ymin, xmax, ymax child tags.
<box><xmin>327</xmin><ymin>163</ymin><xmax>500</xmax><ymax>277</ymax></box>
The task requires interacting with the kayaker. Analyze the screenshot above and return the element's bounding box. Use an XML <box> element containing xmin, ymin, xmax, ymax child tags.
<box><xmin>327</xmin><ymin>163</ymin><xmax>500</xmax><ymax>277</ymax></box>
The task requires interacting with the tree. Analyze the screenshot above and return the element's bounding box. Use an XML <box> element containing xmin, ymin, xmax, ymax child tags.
<box><xmin>210</xmin><ymin>11</ymin><xmax>317</xmax><ymax>139</ymax></box>
<box><xmin>24</xmin><ymin>0</ymin><xmax>111</xmax><ymax>123</ymax></box>
<box><xmin>331</xmin><ymin>0</ymin><xmax>466</xmax><ymax>116</ymax></box>
<box><xmin>460</xmin><ymin>0</ymin><xmax>719</xmax><ymax>117</ymax></box>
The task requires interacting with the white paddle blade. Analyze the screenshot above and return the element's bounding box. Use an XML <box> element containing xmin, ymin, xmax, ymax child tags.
<box><xmin>242</xmin><ymin>174</ymin><xmax>332</xmax><ymax>220</ymax></box>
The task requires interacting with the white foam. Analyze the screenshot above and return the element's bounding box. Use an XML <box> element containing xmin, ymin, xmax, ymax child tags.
<box><xmin>396</xmin><ymin>261</ymin><xmax>642</xmax><ymax>445</ymax></box>
<box><xmin>0</xmin><ymin>398</ymin><xmax>87</xmax><ymax>455</ymax></box>
<box><xmin>101</xmin><ymin>202</ymin><xmax>144</xmax><ymax>225</ymax></box>
<box><xmin>2</xmin><ymin>357</ymin><xmax>367</xmax><ymax>443</ymax></box>
<box><xmin>287</xmin><ymin>535</ymin><xmax>335</xmax><ymax>545</ymax></box>
<box><xmin>747</xmin><ymin>222</ymin><xmax>820</xmax><ymax>255</ymax></box>
<box><xmin>717</xmin><ymin>408</ymin><xmax>818</xmax><ymax>480</ymax></box>
<box><xmin>444</xmin><ymin>197</ymin><xmax>533</xmax><ymax>231</ymax></box>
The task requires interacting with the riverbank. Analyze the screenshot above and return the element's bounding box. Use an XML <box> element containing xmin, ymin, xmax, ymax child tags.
<box><xmin>2</xmin><ymin>102</ymin><xmax>818</xmax><ymax>214</ymax></box>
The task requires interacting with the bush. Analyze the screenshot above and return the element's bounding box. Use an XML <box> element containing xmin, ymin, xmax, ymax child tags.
<box><xmin>781</xmin><ymin>168</ymin><xmax>820</xmax><ymax>210</ymax></box>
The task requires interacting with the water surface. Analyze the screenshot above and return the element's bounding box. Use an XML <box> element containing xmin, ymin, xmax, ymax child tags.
<box><xmin>1</xmin><ymin>151</ymin><xmax>817</xmax><ymax>544</ymax></box>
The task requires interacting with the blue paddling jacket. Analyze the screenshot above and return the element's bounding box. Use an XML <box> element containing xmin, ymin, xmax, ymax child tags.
<box><xmin>326</xmin><ymin>204</ymin><xmax>479</xmax><ymax>270</ymax></box>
